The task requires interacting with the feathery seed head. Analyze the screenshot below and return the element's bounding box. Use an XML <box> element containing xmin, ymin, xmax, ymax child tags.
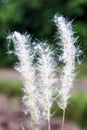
<box><xmin>34</xmin><ymin>42</ymin><xmax>57</xmax><ymax>120</ymax></box>
<box><xmin>7</xmin><ymin>31</ymin><xmax>40</xmax><ymax>128</ymax></box>
<box><xmin>54</xmin><ymin>14</ymin><xmax>79</xmax><ymax>110</ymax></box>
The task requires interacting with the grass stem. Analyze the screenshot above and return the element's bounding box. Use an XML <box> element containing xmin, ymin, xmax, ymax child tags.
<box><xmin>47</xmin><ymin>119</ymin><xmax>50</xmax><ymax>130</ymax></box>
<box><xmin>61</xmin><ymin>108</ymin><xmax>65</xmax><ymax>130</ymax></box>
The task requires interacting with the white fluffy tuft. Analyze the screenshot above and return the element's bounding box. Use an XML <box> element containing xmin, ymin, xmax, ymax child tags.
<box><xmin>34</xmin><ymin>42</ymin><xmax>57</xmax><ymax>121</ymax></box>
<box><xmin>54</xmin><ymin>15</ymin><xmax>77</xmax><ymax>110</ymax></box>
<box><xmin>7</xmin><ymin>31</ymin><xmax>39</xmax><ymax>130</ymax></box>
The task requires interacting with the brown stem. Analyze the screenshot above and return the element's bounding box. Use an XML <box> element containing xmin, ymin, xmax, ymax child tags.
<box><xmin>47</xmin><ymin>108</ymin><xmax>51</xmax><ymax>130</ymax></box>
<box><xmin>47</xmin><ymin>119</ymin><xmax>50</xmax><ymax>130</ymax></box>
<box><xmin>61</xmin><ymin>108</ymin><xmax>65</xmax><ymax>130</ymax></box>
<box><xmin>33</xmin><ymin>123</ymin><xmax>38</xmax><ymax>130</ymax></box>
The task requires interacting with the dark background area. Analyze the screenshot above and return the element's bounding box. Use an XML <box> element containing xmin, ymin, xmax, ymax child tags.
<box><xmin>0</xmin><ymin>0</ymin><xmax>87</xmax><ymax>67</ymax></box>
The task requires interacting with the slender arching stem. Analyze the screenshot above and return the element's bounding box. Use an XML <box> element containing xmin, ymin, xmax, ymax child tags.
<box><xmin>47</xmin><ymin>109</ymin><xmax>51</xmax><ymax>130</ymax></box>
<box><xmin>47</xmin><ymin>119</ymin><xmax>50</xmax><ymax>130</ymax></box>
<box><xmin>61</xmin><ymin>108</ymin><xmax>65</xmax><ymax>130</ymax></box>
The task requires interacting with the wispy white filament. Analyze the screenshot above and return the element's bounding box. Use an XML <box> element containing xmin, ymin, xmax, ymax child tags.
<box><xmin>35</xmin><ymin>42</ymin><xmax>57</xmax><ymax>122</ymax></box>
<box><xmin>7</xmin><ymin>31</ymin><xmax>39</xmax><ymax>130</ymax></box>
<box><xmin>54</xmin><ymin>14</ymin><xmax>77</xmax><ymax>110</ymax></box>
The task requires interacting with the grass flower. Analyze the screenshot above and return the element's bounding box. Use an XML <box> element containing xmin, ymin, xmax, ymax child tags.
<box><xmin>54</xmin><ymin>14</ymin><xmax>78</xmax><ymax>130</ymax></box>
<box><xmin>34</xmin><ymin>42</ymin><xmax>57</xmax><ymax>130</ymax></box>
<box><xmin>7</xmin><ymin>31</ymin><xmax>39</xmax><ymax>130</ymax></box>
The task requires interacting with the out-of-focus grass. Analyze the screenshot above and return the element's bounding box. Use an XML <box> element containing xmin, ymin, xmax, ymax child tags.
<box><xmin>52</xmin><ymin>92</ymin><xmax>87</xmax><ymax>128</ymax></box>
<box><xmin>0</xmin><ymin>78</ymin><xmax>23</xmax><ymax>96</ymax></box>
<box><xmin>67</xmin><ymin>92</ymin><xmax>87</xmax><ymax>127</ymax></box>
<box><xmin>77</xmin><ymin>59</ymin><xmax>87</xmax><ymax>80</ymax></box>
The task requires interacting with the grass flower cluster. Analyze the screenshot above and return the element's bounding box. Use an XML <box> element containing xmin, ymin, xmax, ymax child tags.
<box><xmin>7</xmin><ymin>14</ymin><xmax>80</xmax><ymax>130</ymax></box>
<box><xmin>54</xmin><ymin>14</ymin><xmax>79</xmax><ymax>130</ymax></box>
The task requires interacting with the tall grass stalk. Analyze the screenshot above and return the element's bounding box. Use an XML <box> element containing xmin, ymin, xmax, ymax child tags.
<box><xmin>35</xmin><ymin>42</ymin><xmax>57</xmax><ymax>130</ymax></box>
<box><xmin>7</xmin><ymin>31</ymin><xmax>39</xmax><ymax>130</ymax></box>
<box><xmin>54</xmin><ymin>14</ymin><xmax>78</xmax><ymax>130</ymax></box>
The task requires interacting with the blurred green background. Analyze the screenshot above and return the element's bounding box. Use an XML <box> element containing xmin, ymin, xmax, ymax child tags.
<box><xmin>0</xmin><ymin>0</ymin><xmax>87</xmax><ymax>67</ymax></box>
<box><xmin>0</xmin><ymin>0</ymin><xmax>87</xmax><ymax>129</ymax></box>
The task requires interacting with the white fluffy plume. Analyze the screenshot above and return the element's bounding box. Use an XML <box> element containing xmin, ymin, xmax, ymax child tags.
<box><xmin>34</xmin><ymin>42</ymin><xmax>57</xmax><ymax>122</ymax></box>
<box><xmin>7</xmin><ymin>31</ymin><xmax>39</xmax><ymax>130</ymax></box>
<box><xmin>54</xmin><ymin>14</ymin><xmax>77</xmax><ymax>110</ymax></box>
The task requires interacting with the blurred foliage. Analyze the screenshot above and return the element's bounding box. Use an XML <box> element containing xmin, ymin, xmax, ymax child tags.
<box><xmin>0</xmin><ymin>0</ymin><xmax>87</xmax><ymax>66</ymax></box>
<box><xmin>0</xmin><ymin>78</ymin><xmax>23</xmax><ymax>96</ymax></box>
<box><xmin>52</xmin><ymin>92</ymin><xmax>87</xmax><ymax>128</ymax></box>
<box><xmin>77</xmin><ymin>59</ymin><xmax>87</xmax><ymax>79</ymax></box>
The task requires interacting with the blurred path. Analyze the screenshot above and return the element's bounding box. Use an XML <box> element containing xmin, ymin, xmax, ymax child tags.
<box><xmin>75</xmin><ymin>78</ymin><xmax>87</xmax><ymax>93</ymax></box>
<box><xmin>0</xmin><ymin>68</ymin><xmax>87</xmax><ymax>93</ymax></box>
<box><xmin>0</xmin><ymin>69</ymin><xmax>20</xmax><ymax>81</ymax></box>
